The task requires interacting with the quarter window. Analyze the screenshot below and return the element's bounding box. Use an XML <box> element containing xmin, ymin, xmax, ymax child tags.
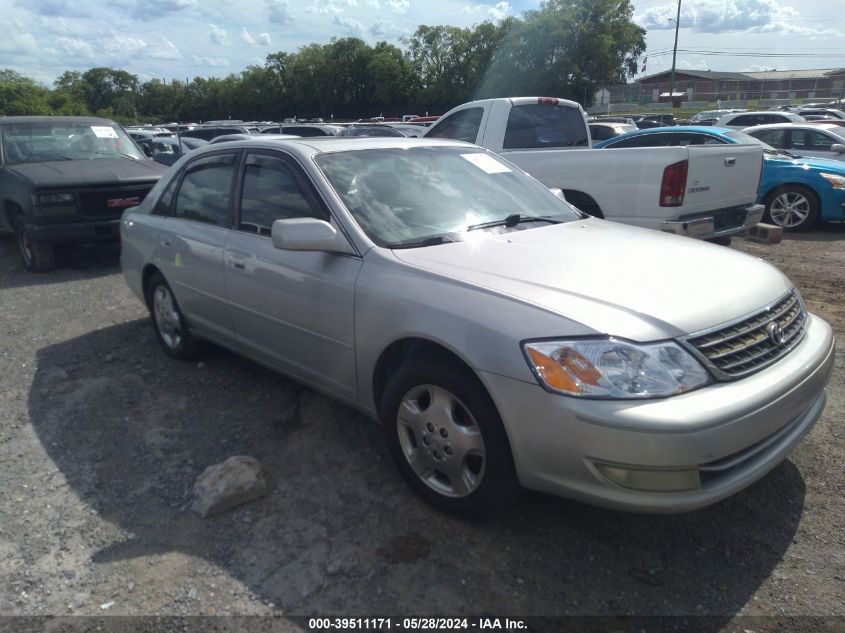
<box><xmin>173</xmin><ymin>153</ymin><xmax>237</xmax><ymax>226</ymax></box>
<box><xmin>794</xmin><ymin>130</ymin><xmax>835</xmax><ymax>151</ymax></box>
<box><xmin>238</xmin><ymin>153</ymin><xmax>325</xmax><ymax>235</ymax></box>
<box><xmin>152</xmin><ymin>174</ymin><xmax>179</xmax><ymax>216</ymax></box>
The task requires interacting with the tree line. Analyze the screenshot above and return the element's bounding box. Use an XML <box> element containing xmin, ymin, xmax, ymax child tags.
<box><xmin>0</xmin><ymin>0</ymin><xmax>644</xmax><ymax>123</ymax></box>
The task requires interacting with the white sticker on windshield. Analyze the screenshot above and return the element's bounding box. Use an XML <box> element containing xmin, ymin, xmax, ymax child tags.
<box><xmin>461</xmin><ymin>153</ymin><xmax>511</xmax><ymax>174</ymax></box>
<box><xmin>91</xmin><ymin>126</ymin><xmax>118</xmax><ymax>139</ymax></box>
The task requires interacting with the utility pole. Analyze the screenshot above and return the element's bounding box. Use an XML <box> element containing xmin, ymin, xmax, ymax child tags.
<box><xmin>669</xmin><ymin>0</ymin><xmax>682</xmax><ymax>106</ymax></box>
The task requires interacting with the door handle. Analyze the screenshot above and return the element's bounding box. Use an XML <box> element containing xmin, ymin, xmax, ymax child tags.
<box><xmin>226</xmin><ymin>254</ymin><xmax>246</xmax><ymax>270</ymax></box>
<box><xmin>724</xmin><ymin>157</ymin><xmax>736</xmax><ymax>166</ymax></box>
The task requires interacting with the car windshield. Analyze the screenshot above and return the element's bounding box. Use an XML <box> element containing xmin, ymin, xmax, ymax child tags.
<box><xmin>315</xmin><ymin>146</ymin><xmax>581</xmax><ymax>247</ymax></box>
<box><xmin>1</xmin><ymin>121</ymin><xmax>144</xmax><ymax>165</ymax></box>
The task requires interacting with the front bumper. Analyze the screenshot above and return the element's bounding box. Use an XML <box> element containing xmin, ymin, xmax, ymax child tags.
<box><xmin>482</xmin><ymin>313</ymin><xmax>834</xmax><ymax>513</ymax></box>
<box><xmin>661</xmin><ymin>203</ymin><xmax>765</xmax><ymax>239</ymax></box>
<box><xmin>25</xmin><ymin>219</ymin><xmax>121</xmax><ymax>243</ymax></box>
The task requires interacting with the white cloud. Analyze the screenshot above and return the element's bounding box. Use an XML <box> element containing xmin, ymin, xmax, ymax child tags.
<box><xmin>258</xmin><ymin>32</ymin><xmax>272</xmax><ymax>46</ymax></box>
<box><xmin>241</xmin><ymin>26</ymin><xmax>257</xmax><ymax>45</ymax></box>
<box><xmin>637</xmin><ymin>0</ymin><xmax>840</xmax><ymax>37</ymax></box>
<box><xmin>56</xmin><ymin>36</ymin><xmax>95</xmax><ymax>58</ymax></box>
<box><xmin>24</xmin><ymin>0</ymin><xmax>90</xmax><ymax>17</ymax></box>
<box><xmin>266</xmin><ymin>0</ymin><xmax>293</xmax><ymax>24</ymax></box>
<box><xmin>461</xmin><ymin>1</ymin><xmax>510</xmax><ymax>20</ymax></box>
<box><xmin>368</xmin><ymin>19</ymin><xmax>403</xmax><ymax>39</ymax></box>
<box><xmin>104</xmin><ymin>35</ymin><xmax>148</xmax><ymax>56</ymax></box>
<box><xmin>385</xmin><ymin>0</ymin><xmax>408</xmax><ymax>14</ymax></box>
<box><xmin>0</xmin><ymin>32</ymin><xmax>42</xmax><ymax>56</ymax></box>
<box><xmin>332</xmin><ymin>14</ymin><xmax>364</xmax><ymax>34</ymax></box>
<box><xmin>146</xmin><ymin>35</ymin><xmax>180</xmax><ymax>60</ymax></box>
<box><xmin>209</xmin><ymin>24</ymin><xmax>228</xmax><ymax>45</ymax></box>
<box><xmin>189</xmin><ymin>54</ymin><xmax>230</xmax><ymax>67</ymax></box>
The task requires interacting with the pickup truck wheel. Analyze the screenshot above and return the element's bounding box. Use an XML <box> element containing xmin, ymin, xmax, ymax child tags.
<box><xmin>379</xmin><ymin>358</ymin><xmax>520</xmax><ymax>517</ymax></box>
<box><xmin>16</xmin><ymin>223</ymin><xmax>55</xmax><ymax>272</ymax></box>
<box><xmin>764</xmin><ymin>185</ymin><xmax>819</xmax><ymax>231</ymax></box>
<box><xmin>146</xmin><ymin>272</ymin><xmax>203</xmax><ymax>360</ymax></box>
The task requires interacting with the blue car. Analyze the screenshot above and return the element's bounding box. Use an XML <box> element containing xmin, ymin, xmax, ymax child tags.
<box><xmin>595</xmin><ymin>126</ymin><xmax>845</xmax><ymax>231</ymax></box>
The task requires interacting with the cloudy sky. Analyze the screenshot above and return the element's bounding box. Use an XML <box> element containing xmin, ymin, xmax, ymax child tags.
<box><xmin>0</xmin><ymin>0</ymin><xmax>842</xmax><ymax>87</ymax></box>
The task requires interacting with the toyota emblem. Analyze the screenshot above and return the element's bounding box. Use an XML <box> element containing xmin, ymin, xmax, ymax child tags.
<box><xmin>766</xmin><ymin>321</ymin><xmax>785</xmax><ymax>345</ymax></box>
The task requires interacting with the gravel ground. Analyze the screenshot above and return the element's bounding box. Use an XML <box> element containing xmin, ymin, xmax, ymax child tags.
<box><xmin>0</xmin><ymin>230</ymin><xmax>843</xmax><ymax>632</ymax></box>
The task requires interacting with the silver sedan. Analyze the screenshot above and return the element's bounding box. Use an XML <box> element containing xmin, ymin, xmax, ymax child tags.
<box><xmin>120</xmin><ymin>137</ymin><xmax>834</xmax><ymax>515</ymax></box>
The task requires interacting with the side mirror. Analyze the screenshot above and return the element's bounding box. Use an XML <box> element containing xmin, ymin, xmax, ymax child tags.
<box><xmin>831</xmin><ymin>143</ymin><xmax>845</xmax><ymax>154</ymax></box>
<box><xmin>271</xmin><ymin>217</ymin><xmax>355</xmax><ymax>255</ymax></box>
<box><xmin>549</xmin><ymin>187</ymin><xmax>567</xmax><ymax>202</ymax></box>
<box><xmin>141</xmin><ymin>145</ymin><xmax>153</xmax><ymax>158</ymax></box>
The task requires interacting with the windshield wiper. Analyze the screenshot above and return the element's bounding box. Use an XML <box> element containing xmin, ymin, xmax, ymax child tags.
<box><xmin>467</xmin><ymin>213</ymin><xmax>562</xmax><ymax>231</ymax></box>
<box><xmin>388</xmin><ymin>235</ymin><xmax>455</xmax><ymax>249</ymax></box>
<box><xmin>91</xmin><ymin>150</ymin><xmax>138</xmax><ymax>160</ymax></box>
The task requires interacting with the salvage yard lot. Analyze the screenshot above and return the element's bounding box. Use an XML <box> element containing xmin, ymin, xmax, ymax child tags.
<box><xmin>0</xmin><ymin>229</ymin><xmax>843</xmax><ymax>624</ymax></box>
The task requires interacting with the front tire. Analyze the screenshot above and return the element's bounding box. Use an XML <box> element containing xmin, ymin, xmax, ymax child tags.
<box><xmin>145</xmin><ymin>272</ymin><xmax>203</xmax><ymax>360</ymax></box>
<box><xmin>763</xmin><ymin>185</ymin><xmax>820</xmax><ymax>231</ymax></box>
<box><xmin>379</xmin><ymin>358</ymin><xmax>520</xmax><ymax>516</ymax></box>
<box><xmin>16</xmin><ymin>218</ymin><xmax>55</xmax><ymax>272</ymax></box>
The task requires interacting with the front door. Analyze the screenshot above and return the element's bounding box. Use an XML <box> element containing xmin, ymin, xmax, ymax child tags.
<box><xmin>223</xmin><ymin>150</ymin><xmax>362</xmax><ymax>400</ymax></box>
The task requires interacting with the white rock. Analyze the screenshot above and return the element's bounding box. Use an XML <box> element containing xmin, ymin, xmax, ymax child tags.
<box><xmin>192</xmin><ymin>456</ymin><xmax>267</xmax><ymax>518</ymax></box>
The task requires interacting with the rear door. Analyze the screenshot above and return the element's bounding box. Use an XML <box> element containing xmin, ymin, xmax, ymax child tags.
<box><xmin>153</xmin><ymin>150</ymin><xmax>239</xmax><ymax>343</ymax></box>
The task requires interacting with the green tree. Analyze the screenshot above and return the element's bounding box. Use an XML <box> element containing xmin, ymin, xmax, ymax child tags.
<box><xmin>78</xmin><ymin>67</ymin><xmax>139</xmax><ymax>118</ymax></box>
<box><xmin>0</xmin><ymin>69</ymin><xmax>51</xmax><ymax>115</ymax></box>
<box><xmin>479</xmin><ymin>0</ymin><xmax>645</xmax><ymax>104</ymax></box>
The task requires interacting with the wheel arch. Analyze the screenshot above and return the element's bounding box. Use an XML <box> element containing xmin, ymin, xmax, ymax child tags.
<box><xmin>561</xmin><ymin>190</ymin><xmax>604</xmax><ymax>218</ymax></box>
<box><xmin>141</xmin><ymin>263</ymin><xmax>163</xmax><ymax>310</ymax></box>
<box><xmin>3</xmin><ymin>199</ymin><xmax>24</xmax><ymax>230</ymax></box>
<box><xmin>372</xmin><ymin>337</ymin><xmax>486</xmax><ymax>413</ymax></box>
<box><xmin>761</xmin><ymin>181</ymin><xmax>821</xmax><ymax>207</ymax></box>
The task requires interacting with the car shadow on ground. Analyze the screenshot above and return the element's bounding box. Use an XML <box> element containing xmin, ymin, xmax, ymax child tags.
<box><xmin>0</xmin><ymin>236</ymin><xmax>120</xmax><ymax>289</ymax></box>
<box><xmin>784</xmin><ymin>222</ymin><xmax>845</xmax><ymax>242</ymax></box>
<box><xmin>27</xmin><ymin>320</ymin><xmax>806</xmax><ymax>627</ymax></box>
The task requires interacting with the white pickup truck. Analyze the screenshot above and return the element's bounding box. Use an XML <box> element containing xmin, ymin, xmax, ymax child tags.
<box><xmin>424</xmin><ymin>97</ymin><xmax>765</xmax><ymax>240</ymax></box>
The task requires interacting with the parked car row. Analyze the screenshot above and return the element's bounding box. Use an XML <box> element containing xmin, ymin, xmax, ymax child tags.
<box><xmin>594</xmin><ymin>125</ymin><xmax>845</xmax><ymax>231</ymax></box>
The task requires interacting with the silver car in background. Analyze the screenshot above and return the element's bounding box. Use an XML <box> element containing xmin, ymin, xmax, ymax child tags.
<box><xmin>120</xmin><ymin>137</ymin><xmax>834</xmax><ymax>515</ymax></box>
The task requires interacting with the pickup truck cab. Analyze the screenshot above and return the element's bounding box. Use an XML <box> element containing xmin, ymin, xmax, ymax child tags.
<box><xmin>0</xmin><ymin>116</ymin><xmax>168</xmax><ymax>271</ymax></box>
<box><xmin>425</xmin><ymin>97</ymin><xmax>764</xmax><ymax>240</ymax></box>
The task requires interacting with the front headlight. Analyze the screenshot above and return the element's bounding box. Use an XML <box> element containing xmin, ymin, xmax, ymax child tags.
<box><xmin>820</xmin><ymin>173</ymin><xmax>845</xmax><ymax>189</ymax></box>
<box><xmin>38</xmin><ymin>192</ymin><xmax>75</xmax><ymax>205</ymax></box>
<box><xmin>523</xmin><ymin>338</ymin><xmax>711</xmax><ymax>399</ymax></box>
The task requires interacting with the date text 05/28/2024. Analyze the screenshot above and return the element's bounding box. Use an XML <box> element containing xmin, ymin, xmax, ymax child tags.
<box><xmin>308</xmin><ymin>618</ymin><xmax>527</xmax><ymax>631</ymax></box>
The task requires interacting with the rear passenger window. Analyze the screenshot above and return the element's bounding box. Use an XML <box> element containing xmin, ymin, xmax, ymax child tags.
<box><xmin>730</xmin><ymin>115</ymin><xmax>751</xmax><ymax>126</ymax></box>
<box><xmin>748</xmin><ymin>128</ymin><xmax>787</xmax><ymax>148</ymax></box>
<box><xmin>238</xmin><ymin>153</ymin><xmax>325</xmax><ymax>235</ymax></box>
<box><xmin>173</xmin><ymin>153</ymin><xmax>237</xmax><ymax>226</ymax></box>
<box><xmin>504</xmin><ymin>104</ymin><xmax>588</xmax><ymax>149</ymax></box>
<box><xmin>426</xmin><ymin>108</ymin><xmax>483</xmax><ymax>143</ymax></box>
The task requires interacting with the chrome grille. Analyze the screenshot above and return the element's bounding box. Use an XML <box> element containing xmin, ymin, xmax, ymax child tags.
<box><xmin>683</xmin><ymin>290</ymin><xmax>807</xmax><ymax>380</ymax></box>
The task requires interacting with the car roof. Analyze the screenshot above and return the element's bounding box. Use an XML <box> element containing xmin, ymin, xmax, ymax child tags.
<box><xmin>742</xmin><ymin>122</ymin><xmax>843</xmax><ymax>132</ymax></box>
<box><xmin>592</xmin><ymin>126</ymin><xmax>737</xmax><ymax>148</ymax></box>
<box><xmin>0</xmin><ymin>115</ymin><xmax>118</xmax><ymax>125</ymax></box>
<box><xmin>190</xmin><ymin>136</ymin><xmax>474</xmax><ymax>160</ymax></box>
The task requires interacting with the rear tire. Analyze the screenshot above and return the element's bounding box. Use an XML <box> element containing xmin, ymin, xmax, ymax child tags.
<box><xmin>145</xmin><ymin>272</ymin><xmax>203</xmax><ymax>360</ymax></box>
<box><xmin>379</xmin><ymin>357</ymin><xmax>520</xmax><ymax>517</ymax></box>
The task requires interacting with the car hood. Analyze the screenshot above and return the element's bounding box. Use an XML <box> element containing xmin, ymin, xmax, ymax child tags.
<box><xmin>9</xmin><ymin>158</ymin><xmax>168</xmax><ymax>188</ymax></box>
<box><xmin>765</xmin><ymin>153</ymin><xmax>845</xmax><ymax>173</ymax></box>
<box><xmin>392</xmin><ymin>219</ymin><xmax>792</xmax><ymax>340</ymax></box>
